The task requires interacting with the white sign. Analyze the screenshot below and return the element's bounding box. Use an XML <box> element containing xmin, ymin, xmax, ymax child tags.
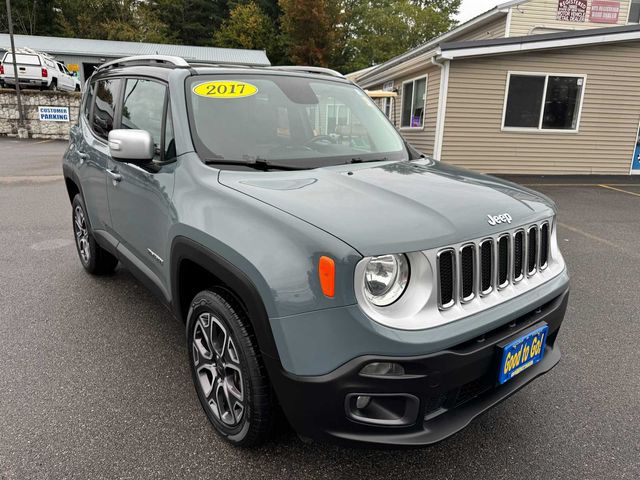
<box><xmin>38</xmin><ymin>106</ymin><xmax>69</xmax><ymax>122</ymax></box>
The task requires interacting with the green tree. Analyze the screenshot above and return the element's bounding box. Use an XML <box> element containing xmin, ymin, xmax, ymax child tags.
<box><xmin>341</xmin><ymin>0</ymin><xmax>460</xmax><ymax>72</ymax></box>
<box><xmin>214</xmin><ymin>2</ymin><xmax>283</xmax><ymax>62</ymax></box>
<box><xmin>0</xmin><ymin>0</ymin><xmax>59</xmax><ymax>35</ymax></box>
<box><xmin>278</xmin><ymin>0</ymin><xmax>343</xmax><ymax>68</ymax></box>
<box><xmin>143</xmin><ymin>0</ymin><xmax>230</xmax><ymax>45</ymax></box>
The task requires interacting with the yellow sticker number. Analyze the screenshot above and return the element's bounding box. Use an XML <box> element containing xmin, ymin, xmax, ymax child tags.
<box><xmin>193</xmin><ymin>81</ymin><xmax>258</xmax><ymax>99</ymax></box>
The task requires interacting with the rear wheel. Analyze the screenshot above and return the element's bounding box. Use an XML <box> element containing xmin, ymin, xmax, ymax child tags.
<box><xmin>72</xmin><ymin>194</ymin><xmax>118</xmax><ymax>275</ymax></box>
<box><xmin>187</xmin><ymin>290</ymin><xmax>274</xmax><ymax>447</ymax></box>
<box><xmin>49</xmin><ymin>79</ymin><xmax>58</xmax><ymax>91</ymax></box>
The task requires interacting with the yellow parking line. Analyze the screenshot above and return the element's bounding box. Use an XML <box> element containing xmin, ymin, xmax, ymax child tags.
<box><xmin>33</xmin><ymin>139</ymin><xmax>54</xmax><ymax>144</ymax></box>
<box><xmin>558</xmin><ymin>222</ymin><xmax>628</xmax><ymax>252</ymax></box>
<box><xmin>598</xmin><ymin>184</ymin><xmax>640</xmax><ymax>197</ymax></box>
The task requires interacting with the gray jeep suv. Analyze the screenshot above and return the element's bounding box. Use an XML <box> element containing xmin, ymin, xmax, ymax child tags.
<box><xmin>62</xmin><ymin>55</ymin><xmax>569</xmax><ymax>448</ymax></box>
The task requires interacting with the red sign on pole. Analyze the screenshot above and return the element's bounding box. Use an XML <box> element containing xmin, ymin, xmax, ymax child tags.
<box><xmin>590</xmin><ymin>0</ymin><xmax>620</xmax><ymax>23</ymax></box>
<box><xmin>557</xmin><ymin>0</ymin><xmax>587</xmax><ymax>22</ymax></box>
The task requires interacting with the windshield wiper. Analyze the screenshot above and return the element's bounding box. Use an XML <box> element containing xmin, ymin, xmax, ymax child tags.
<box><xmin>350</xmin><ymin>157</ymin><xmax>389</xmax><ymax>164</ymax></box>
<box><xmin>203</xmin><ymin>157</ymin><xmax>307</xmax><ymax>171</ymax></box>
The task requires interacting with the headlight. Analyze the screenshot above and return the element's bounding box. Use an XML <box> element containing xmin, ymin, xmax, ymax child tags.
<box><xmin>364</xmin><ymin>254</ymin><xmax>410</xmax><ymax>306</ymax></box>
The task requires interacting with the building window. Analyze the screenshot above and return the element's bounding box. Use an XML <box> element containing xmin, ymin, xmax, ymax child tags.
<box><xmin>383</xmin><ymin>98</ymin><xmax>392</xmax><ymax>118</ymax></box>
<box><xmin>401</xmin><ymin>76</ymin><xmax>427</xmax><ymax>128</ymax></box>
<box><xmin>629</xmin><ymin>0</ymin><xmax>640</xmax><ymax>23</ymax></box>
<box><xmin>503</xmin><ymin>73</ymin><xmax>585</xmax><ymax>131</ymax></box>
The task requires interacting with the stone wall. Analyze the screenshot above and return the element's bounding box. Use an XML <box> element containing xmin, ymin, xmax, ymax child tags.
<box><xmin>0</xmin><ymin>89</ymin><xmax>81</xmax><ymax>140</ymax></box>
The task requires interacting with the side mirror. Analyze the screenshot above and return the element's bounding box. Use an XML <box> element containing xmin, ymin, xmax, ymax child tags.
<box><xmin>108</xmin><ymin>129</ymin><xmax>154</xmax><ymax>163</ymax></box>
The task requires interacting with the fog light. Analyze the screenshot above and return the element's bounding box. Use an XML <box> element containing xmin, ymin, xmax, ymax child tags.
<box><xmin>355</xmin><ymin>395</ymin><xmax>371</xmax><ymax>410</ymax></box>
<box><xmin>346</xmin><ymin>393</ymin><xmax>420</xmax><ymax>426</ymax></box>
<box><xmin>360</xmin><ymin>362</ymin><xmax>405</xmax><ymax>377</ymax></box>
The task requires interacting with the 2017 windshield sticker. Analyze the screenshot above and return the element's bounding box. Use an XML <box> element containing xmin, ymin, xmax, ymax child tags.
<box><xmin>193</xmin><ymin>81</ymin><xmax>258</xmax><ymax>99</ymax></box>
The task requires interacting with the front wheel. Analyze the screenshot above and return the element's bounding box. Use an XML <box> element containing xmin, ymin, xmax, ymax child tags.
<box><xmin>187</xmin><ymin>290</ymin><xmax>274</xmax><ymax>447</ymax></box>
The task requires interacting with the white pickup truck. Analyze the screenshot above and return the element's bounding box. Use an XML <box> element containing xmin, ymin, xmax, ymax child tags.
<box><xmin>0</xmin><ymin>50</ymin><xmax>81</xmax><ymax>92</ymax></box>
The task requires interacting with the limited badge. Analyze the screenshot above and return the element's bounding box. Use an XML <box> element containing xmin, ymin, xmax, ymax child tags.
<box><xmin>193</xmin><ymin>81</ymin><xmax>258</xmax><ymax>99</ymax></box>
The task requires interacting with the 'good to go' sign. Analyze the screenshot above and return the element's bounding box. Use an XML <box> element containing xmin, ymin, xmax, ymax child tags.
<box><xmin>38</xmin><ymin>106</ymin><xmax>70</xmax><ymax>122</ymax></box>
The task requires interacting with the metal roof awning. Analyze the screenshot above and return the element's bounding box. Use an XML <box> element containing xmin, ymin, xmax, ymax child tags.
<box><xmin>0</xmin><ymin>33</ymin><xmax>270</xmax><ymax>66</ymax></box>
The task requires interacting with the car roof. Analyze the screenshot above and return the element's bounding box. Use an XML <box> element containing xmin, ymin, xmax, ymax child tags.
<box><xmin>89</xmin><ymin>55</ymin><xmax>350</xmax><ymax>85</ymax></box>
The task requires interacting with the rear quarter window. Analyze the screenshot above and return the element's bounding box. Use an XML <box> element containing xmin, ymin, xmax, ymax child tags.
<box><xmin>83</xmin><ymin>82</ymin><xmax>95</xmax><ymax>121</ymax></box>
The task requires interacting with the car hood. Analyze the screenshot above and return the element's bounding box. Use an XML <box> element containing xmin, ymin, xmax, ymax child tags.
<box><xmin>218</xmin><ymin>159</ymin><xmax>556</xmax><ymax>256</ymax></box>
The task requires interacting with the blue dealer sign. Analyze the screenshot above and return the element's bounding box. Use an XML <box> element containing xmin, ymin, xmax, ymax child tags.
<box><xmin>38</xmin><ymin>106</ymin><xmax>70</xmax><ymax>122</ymax></box>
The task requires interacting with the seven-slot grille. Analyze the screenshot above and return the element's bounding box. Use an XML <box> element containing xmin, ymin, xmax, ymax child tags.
<box><xmin>437</xmin><ymin>221</ymin><xmax>551</xmax><ymax>310</ymax></box>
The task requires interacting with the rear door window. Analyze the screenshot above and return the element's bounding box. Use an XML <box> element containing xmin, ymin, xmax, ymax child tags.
<box><xmin>92</xmin><ymin>79</ymin><xmax>122</xmax><ymax>141</ymax></box>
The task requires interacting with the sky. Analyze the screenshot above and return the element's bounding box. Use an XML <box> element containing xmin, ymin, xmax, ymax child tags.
<box><xmin>456</xmin><ymin>0</ymin><xmax>503</xmax><ymax>23</ymax></box>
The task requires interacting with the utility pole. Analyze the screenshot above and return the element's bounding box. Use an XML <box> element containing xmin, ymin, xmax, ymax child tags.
<box><xmin>6</xmin><ymin>0</ymin><xmax>25</xmax><ymax>130</ymax></box>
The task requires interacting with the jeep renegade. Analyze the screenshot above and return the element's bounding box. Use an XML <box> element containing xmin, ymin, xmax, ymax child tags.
<box><xmin>62</xmin><ymin>56</ymin><xmax>569</xmax><ymax>448</ymax></box>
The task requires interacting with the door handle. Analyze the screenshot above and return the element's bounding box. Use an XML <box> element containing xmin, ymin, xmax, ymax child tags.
<box><xmin>106</xmin><ymin>168</ymin><xmax>122</xmax><ymax>183</ymax></box>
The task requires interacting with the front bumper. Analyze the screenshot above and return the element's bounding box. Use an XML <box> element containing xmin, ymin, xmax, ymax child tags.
<box><xmin>266</xmin><ymin>288</ymin><xmax>569</xmax><ymax>447</ymax></box>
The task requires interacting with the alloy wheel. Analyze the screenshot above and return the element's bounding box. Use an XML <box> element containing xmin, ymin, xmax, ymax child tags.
<box><xmin>192</xmin><ymin>312</ymin><xmax>245</xmax><ymax>426</ymax></box>
<box><xmin>73</xmin><ymin>205</ymin><xmax>90</xmax><ymax>264</ymax></box>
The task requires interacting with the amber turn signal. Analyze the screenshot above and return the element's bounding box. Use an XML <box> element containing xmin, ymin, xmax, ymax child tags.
<box><xmin>318</xmin><ymin>256</ymin><xmax>335</xmax><ymax>298</ymax></box>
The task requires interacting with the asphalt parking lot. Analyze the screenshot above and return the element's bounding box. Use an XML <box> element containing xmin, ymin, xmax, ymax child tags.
<box><xmin>1</xmin><ymin>138</ymin><xmax>639</xmax><ymax>479</ymax></box>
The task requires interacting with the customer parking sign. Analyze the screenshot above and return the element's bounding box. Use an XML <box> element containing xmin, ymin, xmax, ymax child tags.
<box><xmin>38</xmin><ymin>106</ymin><xmax>70</xmax><ymax>122</ymax></box>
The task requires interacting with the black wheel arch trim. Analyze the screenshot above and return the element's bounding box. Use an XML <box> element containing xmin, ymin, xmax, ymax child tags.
<box><xmin>63</xmin><ymin>165</ymin><xmax>84</xmax><ymax>205</ymax></box>
<box><xmin>170</xmin><ymin>236</ymin><xmax>280</xmax><ymax>360</ymax></box>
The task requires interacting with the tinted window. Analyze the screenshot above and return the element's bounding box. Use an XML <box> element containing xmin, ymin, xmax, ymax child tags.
<box><xmin>401</xmin><ymin>83</ymin><xmax>412</xmax><ymax>127</ymax></box>
<box><xmin>630</xmin><ymin>0</ymin><xmax>640</xmax><ymax>22</ymax></box>
<box><xmin>504</xmin><ymin>75</ymin><xmax>545</xmax><ymax>128</ymax></box>
<box><xmin>401</xmin><ymin>77</ymin><xmax>426</xmax><ymax>128</ymax></box>
<box><xmin>504</xmin><ymin>74</ymin><xmax>583</xmax><ymax>130</ymax></box>
<box><xmin>542</xmin><ymin>76</ymin><xmax>583</xmax><ymax>130</ymax></box>
<box><xmin>121</xmin><ymin>79</ymin><xmax>166</xmax><ymax>160</ymax></box>
<box><xmin>92</xmin><ymin>79</ymin><xmax>121</xmax><ymax>140</ymax></box>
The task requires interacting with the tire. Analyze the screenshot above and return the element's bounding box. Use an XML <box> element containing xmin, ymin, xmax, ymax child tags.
<box><xmin>75</xmin><ymin>85</ymin><xmax>81</xmax><ymax>92</ymax></box>
<box><xmin>49</xmin><ymin>80</ymin><xmax>58</xmax><ymax>91</ymax></box>
<box><xmin>71</xmin><ymin>194</ymin><xmax>118</xmax><ymax>275</ymax></box>
<box><xmin>187</xmin><ymin>290</ymin><xmax>274</xmax><ymax>447</ymax></box>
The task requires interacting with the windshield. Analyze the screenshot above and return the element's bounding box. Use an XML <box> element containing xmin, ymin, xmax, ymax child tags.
<box><xmin>187</xmin><ymin>74</ymin><xmax>408</xmax><ymax>168</ymax></box>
